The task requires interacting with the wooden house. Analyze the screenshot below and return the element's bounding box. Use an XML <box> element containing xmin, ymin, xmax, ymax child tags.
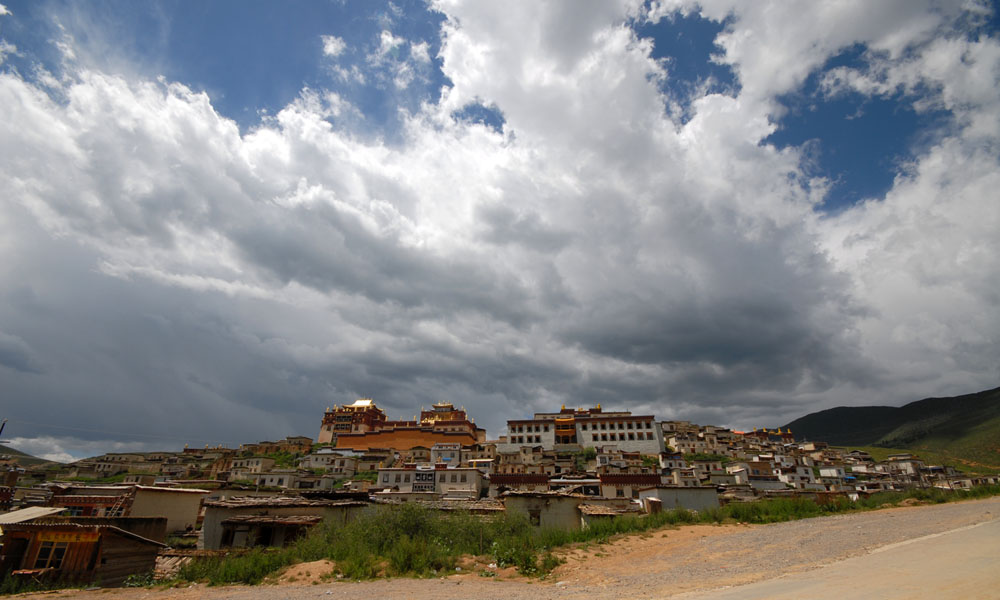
<box><xmin>0</xmin><ymin>522</ymin><xmax>165</xmax><ymax>587</ymax></box>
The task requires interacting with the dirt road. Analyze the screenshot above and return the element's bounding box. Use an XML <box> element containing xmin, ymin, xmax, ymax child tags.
<box><xmin>24</xmin><ymin>496</ymin><xmax>1000</xmax><ymax>600</ymax></box>
<box><xmin>675</xmin><ymin>518</ymin><xmax>1000</xmax><ymax>599</ymax></box>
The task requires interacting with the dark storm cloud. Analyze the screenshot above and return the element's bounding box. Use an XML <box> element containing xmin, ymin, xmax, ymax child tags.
<box><xmin>0</xmin><ymin>331</ymin><xmax>45</xmax><ymax>374</ymax></box>
<box><xmin>229</xmin><ymin>202</ymin><xmax>540</xmax><ymax>326</ymax></box>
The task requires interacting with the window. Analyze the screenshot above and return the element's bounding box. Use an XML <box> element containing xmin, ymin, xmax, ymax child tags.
<box><xmin>618</xmin><ymin>422</ymin><xmax>624</xmax><ymax>430</ymax></box>
<box><xmin>528</xmin><ymin>509</ymin><xmax>541</xmax><ymax>526</ymax></box>
<box><xmin>382</xmin><ymin>474</ymin><xmax>389</xmax><ymax>483</ymax></box>
<box><xmin>439</xmin><ymin>473</ymin><xmax>446</xmax><ymax>482</ymax></box>
<box><xmin>33</xmin><ymin>542</ymin><xmax>68</xmax><ymax>569</ymax></box>
<box><xmin>581</xmin><ymin>424</ymin><xmax>587</xmax><ymax>430</ymax></box>
<box><xmin>460</xmin><ymin>474</ymin><xmax>467</xmax><ymax>482</ymax></box>
<box><xmin>601</xmin><ymin>423</ymin><xmax>606</xmax><ymax>430</ymax></box>
<box><xmin>627</xmin><ymin>422</ymin><xmax>633</xmax><ymax>430</ymax></box>
<box><xmin>276</xmin><ymin>478</ymin><xmax>284</xmax><ymax>485</ymax></box>
<box><xmin>616</xmin><ymin>488</ymin><xmax>625</xmax><ymax>498</ymax></box>
<box><xmin>592</xmin><ymin>434</ymin><xmax>598</xmax><ymax>442</ymax></box>
<box><xmin>451</xmin><ymin>474</ymin><xmax>457</xmax><ymax>483</ymax></box>
<box><xmin>543</xmin><ymin>425</ymin><xmax>549</xmax><ymax>432</ymax></box>
<box><xmin>628</xmin><ymin>433</ymin><xmax>635</xmax><ymax>440</ymax></box>
<box><xmin>395</xmin><ymin>474</ymin><xmax>401</xmax><ymax>483</ymax></box>
<box><xmin>404</xmin><ymin>474</ymin><xmax>410</xmax><ymax>483</ymax></box>
<box><xmin>601</xmin><ymin>434</ymin><xmax>607</xmax><ymax>441</ymax></box>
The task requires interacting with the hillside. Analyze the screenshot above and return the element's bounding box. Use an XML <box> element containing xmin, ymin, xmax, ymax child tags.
<box><xmin>0</xmin><ymin>444</ymin><xmax>59</xmax><ymax>467</ymax></box>
<box><xmin>782</xmin><ymin>386</ymin><xmax>1000</xmax><ymax>472</ymax></box>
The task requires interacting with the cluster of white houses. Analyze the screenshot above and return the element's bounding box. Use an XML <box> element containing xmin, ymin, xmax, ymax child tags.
<box><xmin>2</xmin><ymin>399</ymin><xmax>997</xmax><ymax>586</ymax></box>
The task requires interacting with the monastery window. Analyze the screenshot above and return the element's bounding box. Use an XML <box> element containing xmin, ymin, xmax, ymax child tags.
<box><xmin>395</xmin><ymin>474</ymin><xmax>401</xmax><ymax>483</ymax></box>
<box><xmin>461</xmin><ymin>474</ymin><xmax>467</xmax><ymax>482</ymax></box>
<box><xmin>645</xmin><ymin>422</ymin><xmax>652</xmax><ymax>429</ymax></box>
<box><xmin>601</xmin><ymin>434</ymin><xmax>607</xmax><ymax>441</ymax></box>
<box><xmin>628</xmin><ymin>433</ymin><xmax>635</xmax><ymax>440</ymax></box>
<box><xmin>601</xmin><ymin>423</ymin><xmax>606</xmax><ymax>430</ymax></box>
<box><xmin>451</xmin><ymin>474</ymin><xmax>458</xmax><ymax>483</ymax></box>
<box><xmin>627</xmin><ymin>422</ymin><xmax>633</xmax><ymax>429</ymax></box>
<box><xmin>439</xmin><ymin>474</ymin><xmax>446</xmax><ymax>482</ymax></box>
<box><xmin>648</xmin><ymin>432</ymin><xmax>655</xmax><ymax>440</ymax></box>
<box><xmin>404</xmin><ymin>474</ymin><xmax>410</xmax><ymax>483</ymax></box>
<box><xmin>581</xmin><ymin>424</ymin><xmax>587</xmax><ymax>430</ymax></box>
<box><xmin>544</xmin><ymin>425</ymin><xmax>549</xmax><ymax>432</ymax></box>
<box><xmin>592</xmin><ymin>434</ymin><xmax>598</xmax><ymax>442</ymax></box>
<box><xmin>618</xmin><ymin>423</ymin><xmax>624</xmax><ymax>430</ymax></box>
<box><xmin>616</xmin><ymin>488</ymin><xmax>625</xmax><ymax>498</ymax></box>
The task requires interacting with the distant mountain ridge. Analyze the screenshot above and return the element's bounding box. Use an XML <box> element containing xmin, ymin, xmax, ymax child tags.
<box><xmin>0</xmin><ymin>445</ymin><xmax>55</xmax><ymax>467</ymax></box>
<box><xmin>781</xmin><ymin>386</ymin><xmax>1000</xmax><ymax>471</ymax></box>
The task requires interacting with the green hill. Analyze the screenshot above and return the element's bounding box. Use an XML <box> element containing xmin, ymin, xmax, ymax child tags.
<box><xmin>782</xmin><ymin>386</ymin><xmax>1000</xmax><ymax>473</ymax></box>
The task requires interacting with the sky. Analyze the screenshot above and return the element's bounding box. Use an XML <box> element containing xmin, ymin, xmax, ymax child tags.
<box><xmin>1</xmin><ymin>1</ymin><xmax>998</xmax><ymax>463</ymax></box>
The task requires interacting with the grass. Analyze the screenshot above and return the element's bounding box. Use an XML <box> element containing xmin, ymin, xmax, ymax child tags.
<box><xmin>167</xmin><ymin>535</ymin><xmax>199</xmax><ymax>549</ymax></box>
<box><xmin>172</xmin><ymin>483</ymin><xmax>1000</xmax><ymax>587</ymax></box>
<box><xmin>0</xmin><ymin>575</ymin><xmax>87</xmax><ymax>595</ymax></box>
<box><xmin>65</xmin><ymin>472</ymin><xmax>131</xmax><ymax>484</ymax></box>
<box><xmin>844</xmin><ymin>446</ymin><xmax>1000</xmax><ymax>475</ymax></box>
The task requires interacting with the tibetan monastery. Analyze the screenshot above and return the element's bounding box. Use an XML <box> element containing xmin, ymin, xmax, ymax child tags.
<box><xmin>317</xmin><ymin>399</ymin><xmax>486</xmax><ymax>450</ymax></box>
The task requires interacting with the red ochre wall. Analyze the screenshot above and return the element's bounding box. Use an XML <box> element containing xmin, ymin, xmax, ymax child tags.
<box><xmin>333</xmin><ymin>429</ymin><xmax>478</xmax><ymax>451</ymax></box>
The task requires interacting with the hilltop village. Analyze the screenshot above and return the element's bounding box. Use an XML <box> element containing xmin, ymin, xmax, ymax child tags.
<box><xmin>1</xmin><ymin>400</ymin><xmax>997</xmax><ymax>586</ymax></box>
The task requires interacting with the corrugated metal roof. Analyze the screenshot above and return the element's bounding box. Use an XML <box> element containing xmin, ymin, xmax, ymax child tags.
<box><xmin>0</xmin><ymin>506</ymin><xmax>66</xmax><ymax>524</ymax></box>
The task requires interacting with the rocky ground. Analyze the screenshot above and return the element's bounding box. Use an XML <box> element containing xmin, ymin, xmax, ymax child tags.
<box><xmin>22</xmin><ymin>496</ymin><xmax>1000</xmax><ymax>600</ymax></box>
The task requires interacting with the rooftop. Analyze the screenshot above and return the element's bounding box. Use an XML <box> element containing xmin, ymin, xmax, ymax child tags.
<box><xmin>204</xmin><ymin>496</ymin><xmax>369</xmax><ymax>509</ymax></box>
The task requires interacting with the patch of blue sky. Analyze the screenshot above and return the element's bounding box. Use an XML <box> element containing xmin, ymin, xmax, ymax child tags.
<box><xmin>451</xmin><ymin>101</ymin><xmax>505</xmax><ymax>134</ymax></box>
<box><xmin>766</xmin><ymin>44</ymin><xmax>953</xmax><ymax>213</ymax></box>
<box><xmin>1</xmin><ymin>0</ymin><xmax>449</xmax><ymax>138</ymax></box>
<box><xmin>632</xmin><ymin>9</ymin><xmax>738</xmax><ymax>121</ymax></box>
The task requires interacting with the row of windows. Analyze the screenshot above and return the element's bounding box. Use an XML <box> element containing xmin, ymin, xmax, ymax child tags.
<box><xmin>591</xmin><ymin>432</ymin><xmax>656</xmax><ymax>442</ymax></box>
<box><xmin>382</xmin><ymin>472</ymin><xmax>470</xmax><ymax>484</ymax></box>
<box><xmin>581</xmin><ymin>421</ymin><xmax>652</xmax><ymax>431</ymax></box>
<box><xmin>511</xmin><ymin>424</ymin><xmax>549</xmax><ymax>433</ymax></box>
<box><xmin>511</xmin><ymin>435</ymin><xmax>542</xmax><ymax>444</ymax></box>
